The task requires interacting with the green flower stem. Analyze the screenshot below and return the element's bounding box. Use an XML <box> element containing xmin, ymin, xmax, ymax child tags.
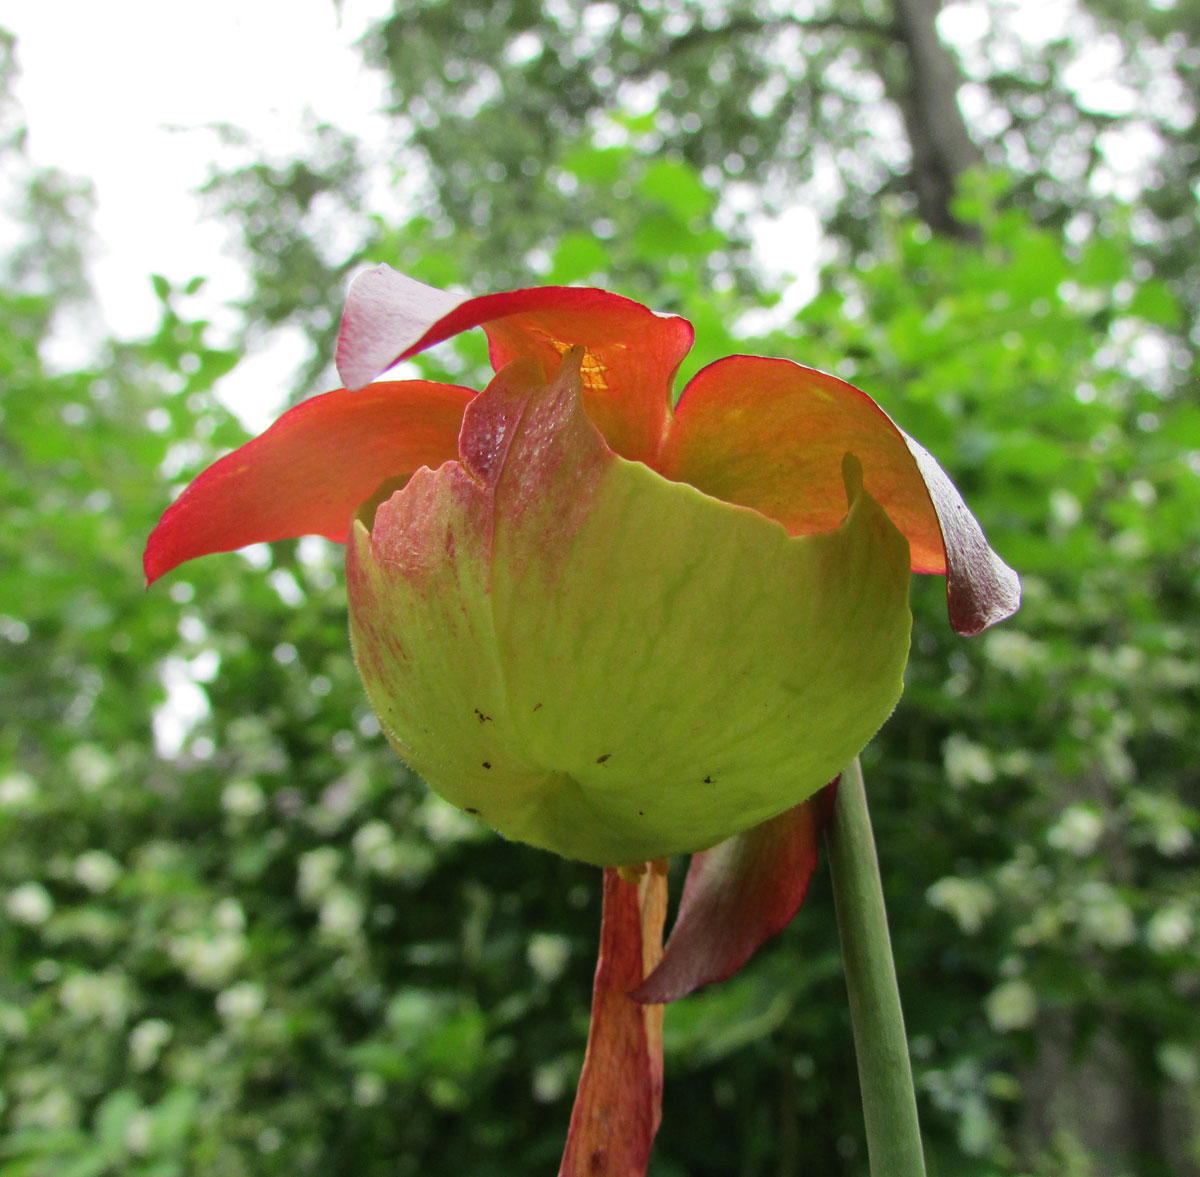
<box><xmin>825</xmin><ymin>756</ymin><xmax>927</xmax><ymax>1177</ymax></box>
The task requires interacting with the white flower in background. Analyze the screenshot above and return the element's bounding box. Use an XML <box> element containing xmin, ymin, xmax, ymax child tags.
<box><xmin>1046</xmin><ymin>805</ymin><xmax>1104</xmax><ymax>857</ymax></box>
<box><xmin>1128</xmin><ymin>791</ymin><xmax>1195</xmax><ymax>857</ymax></box>
<box><xmin>1049</xmin><ymin>488</ymin><xmax>1082</xmax><ymax>529</ymax></box>
<box><xmin>388</xmin><ymin>841</ymin><xmax>437</xmax><ymax>883</ymax></box>
<box><xmin>214</xmin><ymin>897</ymin><xmax>246</xmax><ymax>933</ymax></box>
<box><xmin>1013</xmin><ymin>905</ymin><xmax>1064</xmax><ymax>948</ymax></box>
<box><xmin>297</xmin><ymin>847</ymin><xmax>342</xmax><ymax>905</ymax></box>
<box><xmin>1076</xmin><ymin>881</ymin><xmax>1137</xmax><ymax>949</ymax></box>
<box><xmin>417</xmin><ymin>794</ymin><xmax>488</xmax><ymax>843</ymax></box>
<box><xmin>527</xmin><ymin>933</ymin><xmax>571</xmax><ymax>983</ymax></box>
<box><xmin>67</xmin><ymin>743</ymin><xmax>114</xmax><ymax>791</ymax></box>
<box><xmin>995</xmin><ymin>844</ymin><xmax>1052</xmax><ymax>893</ymax></box>
<box><xmin>353</xmin><ymin>1072</ymin><xmax>386</xmax><ymax>1107</ymax></box>
<box><xmin>1156</xmin><ymin>822</ymin><xmax>1193</xmax><ymax>858</ymax></box>
<box><xmin>352</xmin><ymin>820</ymin><xmax>396</xmax><ymax>872</ymax></box>
<box><xmin>59</xmin><ymin>970</ymin><xmax>133</xmax><ymax>1028</ymax></box>
<box><xmin>169</xmin><ymin>931</ymin><xmax>247</xmax><ymax>988</ymax></box>
<box><xmin>350</xmin><ymin>822</ymin><xmax>437</xmax><ymax>882</ymax></box>
<box><xmin>32</xmin><ymin>960</ymin><xmax>60</xmax><ymax>984</ymax></box>
<box><xmin>318</xmin><ymin>887</ymin><xmax>364</xmax><ymax>941</ymax></box>
<box><xmin>1147</xmin><ymin>905</ymin><xmax>1192</xmax><ymax>953</ymax></box>
<box><xmin>216</xmin><ymin>981</ymin><xmax>267</xmax><ymax>1025</ymax></box>
<box><xmin>314</xmin><ymin>768</ymin><xmax>369</xmax><ymax>832</ymax></box>
<box><xmin>0</xmin><ymin>771</ymin><xmax>37</xmax><ymax>808</ymax></box>
<box><xmin>1089</xmin><ymin>643</ymin><xmax>1145</xmax><ymax>678</ymax></box>
<box><xmin>6</xmin><ymin>882</ymin><xmax>53</xmax><ymax>926</ymax></box>
<box><xmin>0</xmin><ymin>1004</ymin><xmax>28</xmax><ymax>1040</ymax></box>
<box><xmin>985</xmin><ymin>979</ymin><xmax>1038</xmax><ymax>1032</ymax></box>
<box><xmin>926</xmin><ymin>876</ymin><xmax>996</xmax><ymax>935</ymax></box>
<box><xmin>1158</xmin><ymin>1043</ymin><xmax>1199</xmax><ymax>1085</ymax></box>
<box><xmin>221</xmin><ymin>779</ymin><xmax>267</xmax><ymax>818</ymax></box>
<box><xmin>532</xmin><ymin>1059</ymin><xmax>571</xmax><ymax>1104</ymax></box>
<box><xmin>984</xmin><ymin>629</ymin><xmax>1047</xmax><ymax>676</ymax></box>
<box><xmin>257</xmin><ymin>1127</ymin><xmax>284</xmax><ymax>1154</ymax></box>
<box><xmin>73</xmin><ymin>849</ymin><xmax>122</xmax><ymax>893</ymax></box>
<box><xmin>996</xmin><ymin>749</ymin><xmax>1034</xmax><ymax>778</ymax></box>
<box><xmin>942</xmin><ymin>734</ymin><xmax>997</xmax><ymax>789</ymax></box>
<box><xmin>125</xmin><ymin>1109</ymin><xmax>154</xmax><ymax>1155</ymax></box>
<box><xmin>1096</xmin><ymin>732</ymin><xmax>1135</xmax><ymax>787</ymax></box>
<box><xmin>132</xmin><ymin>839</ymin><xmax>183</xmax><ymax>873</ymax></box>
<box><xmin>12</xmin><ymin>1087</ymin><xmax>79</xmax><ymax>1131</ymax></box>
<box><xmin>129</xmin><ymin>1018</ymin><xmax>173</xmax><ymax>1071</ymax></box>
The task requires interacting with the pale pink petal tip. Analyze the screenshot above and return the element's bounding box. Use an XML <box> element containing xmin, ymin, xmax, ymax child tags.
<box><xmin>335</xmin><ymin>265</ymin><xmax>464</xmax><ymax>390</ymax></box>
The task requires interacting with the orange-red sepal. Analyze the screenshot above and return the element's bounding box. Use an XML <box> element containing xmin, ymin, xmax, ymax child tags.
<box><xmin>143</xmin><ymin>380</ymin><xmax>473</xmax><ymax>583</ymax></box>
<box><xmin>661</xmin><ymin>355</ymin><xmax>1020</xmax><ymax>633</ymax></box>
<box><xmin>632</xmin><ymin>784</ymin><xmax>838</xmax><ymax>1005</ymax></box>
<box><xmin>560</xmin><ymin>865</ymin><xmax>668</xmax><ymax>1177</ymax></box>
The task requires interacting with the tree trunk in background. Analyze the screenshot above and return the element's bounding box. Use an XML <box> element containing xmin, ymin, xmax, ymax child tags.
<box><xmin>1015</xmin><ymin>1013</ymin><xmax>1195</xmax><ymax>1177</ymax></box>
<box><xmin>891</xmin><ymin>0</ymin><xmax>982</xmax><ymax>239</ymax></box>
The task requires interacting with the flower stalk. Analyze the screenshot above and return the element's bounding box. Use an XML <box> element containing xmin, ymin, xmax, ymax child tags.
<box><xmin>826</xmin><ymin>757</ymin><xmax>927</xmax><ymax>1177</ymax></box>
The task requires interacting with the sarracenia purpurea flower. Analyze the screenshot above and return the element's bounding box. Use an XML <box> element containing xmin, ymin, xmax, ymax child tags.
<box><xmin>146</xmin><ymin>265</ymin><xmax>1019</xmax><ymax>1174</ymax></box>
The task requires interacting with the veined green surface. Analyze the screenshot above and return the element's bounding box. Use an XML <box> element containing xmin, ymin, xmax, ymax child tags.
<box><xmin>348</xmin><ymin>353</ymin><xmax>911</xmax><ymax>865</ymax></box>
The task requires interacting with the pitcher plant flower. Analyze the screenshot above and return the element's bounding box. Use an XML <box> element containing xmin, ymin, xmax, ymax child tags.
<box><xmin>146</xmin><ymin>266</ymin><xmax>1019</xmax><ymax>1175</ymax></box>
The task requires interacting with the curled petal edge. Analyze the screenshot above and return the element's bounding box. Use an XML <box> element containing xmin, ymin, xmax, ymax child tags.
<box><xmin>662</xmin><ymin>355</ymin><xmax>1020</xmax><ymax>635</ymax></box>
<box><xmin>900</xmin><ymin>431</ymin><xmax>1021</xmax><ymax>636</ymax></box>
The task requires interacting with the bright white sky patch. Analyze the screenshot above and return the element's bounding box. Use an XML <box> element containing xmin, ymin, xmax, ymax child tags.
<box><xmin>7</xmin><ymin>0</ymin><xmax>393</xmax><ymax>425</ymax></box>
<box><xmin>5</xmin><ymin>0</ymin><xmax>1165</xmax><ymax>429</ymax></box>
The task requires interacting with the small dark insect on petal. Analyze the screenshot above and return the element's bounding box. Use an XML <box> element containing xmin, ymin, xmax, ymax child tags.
<box><xmin>482</xmin><ymin>762</ymin><xmax>492</xmax><ymax>770</ymax></box>
<box><xmin>465</xmin><ymin>807</ymin><xmax>480</xmax><ymax>815</ymax></box>
<box><xmin>474</xmin><ymin>708</ymin><xmax>492</xmax><ymax>723</ymax></box>
<box><xmin>596</xmin><ymin>753</ymin><xmax>611</xmax><ymax>764</ymax></box>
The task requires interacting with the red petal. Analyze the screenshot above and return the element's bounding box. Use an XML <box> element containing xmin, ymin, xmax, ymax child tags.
<box><xmin>144</xmin><ymin>381</ymin><xmax>472</xmax><ymax>583</ymax></box>
<box><xmin>560</xmin><ymin>865</ymin><xmax>668</xmax><ymax>1177</ymax></box>
<box><xmin>632</xmin><ymin>786</ymin><xmax>837</xmax><ymax>1005</ymax></box>
<box><xmin>661</xmin><ymin>356</ymin><xmax>1020</xmax><ymax>634</ymax></box>
<box><xmin>337</xmin><ymin>264</ymin><xmax>694</xmax><ymax>464</ymax></box>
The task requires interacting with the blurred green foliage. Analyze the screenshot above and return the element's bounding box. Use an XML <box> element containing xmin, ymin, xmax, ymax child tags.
<box><xmin>204</xmin><ymin>0</ymin><xmax>1200</xmax><ymax>402</ymax></box>
<box><xmin>3</xmin><ymin>18</ymin><xmax>1200</xmax><ymax>1177</ymax></box>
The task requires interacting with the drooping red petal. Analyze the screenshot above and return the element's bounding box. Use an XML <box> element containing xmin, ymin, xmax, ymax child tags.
<box><xmin>144</xmin><ymin>380</ymin><xmax>472</xmax><ymax>584</ymax></box>
<box><xmin>901</xmin><ymin>431</ymin><xmax>1023</xmax><ymax>636</ymax></box>
<box><xmin>632</xmin><ymin>786</ymin><xmax>837</xmax><ymax>1005</ymax></box>
<box><xmin>660</xmin><ymin>356</ymin><xmax>1020</xmax><ymax>634</ymax></box>
<box><xmin>336</xmin><ymin>264</ymin><xmax>694</xmax><ymax>464</ymax></box>
<box><xmin>560</xmin><ymin>864</ymin><xmax>668</xmax><ymax>1177</ymax></box>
